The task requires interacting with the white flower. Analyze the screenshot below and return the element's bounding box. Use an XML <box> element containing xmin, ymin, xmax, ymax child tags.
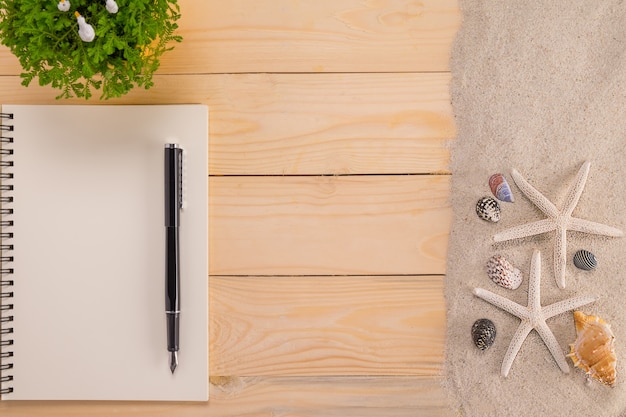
<box><xmin>105</xmin><ymin>0</ymin><xmax>119</xmax><ymax>13</ymax></box>
<box><xmin>75</xmin><ymin>12</ymin><xmax>95</xmax><ymax>42</ymax></box>
<box><xmin>57</xmin><ymin>0</ymin><xmax>70</xmax><ymax>12</ymax></box>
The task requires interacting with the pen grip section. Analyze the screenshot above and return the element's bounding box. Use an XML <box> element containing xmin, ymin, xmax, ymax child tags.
<box><xmin>166</xmin><ymin>312</ymin><xmax>180</xmax><ymax>352</ymax></box>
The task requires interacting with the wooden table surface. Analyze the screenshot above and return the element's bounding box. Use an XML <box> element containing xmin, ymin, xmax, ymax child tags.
<box><xmin>0</xmin><ymin>1</ymin><xmax>460</xmax><ymax>415</ymax></box>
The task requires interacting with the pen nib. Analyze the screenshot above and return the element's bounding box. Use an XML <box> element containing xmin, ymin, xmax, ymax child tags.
<box><xmin>170</xmin><ymin>351</ymin><xmax>178</xmax><ymax>374</ymax></box>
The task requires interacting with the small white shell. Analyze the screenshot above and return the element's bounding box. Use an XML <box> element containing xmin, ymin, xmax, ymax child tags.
<box><xmin>486</xmin><ymin>255</ymin><xmax>523</xmax><ymax>290</ymax></box>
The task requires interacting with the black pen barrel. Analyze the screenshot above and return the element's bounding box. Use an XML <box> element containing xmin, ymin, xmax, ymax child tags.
<box><xmin>165</xmin><ymin>226</ymin><xmax>180</xmax><ymax>312</ymax></box>
<box><xmin>164</xmin><ymin>145</ymin><xmax>182</xmax><ymax>227</ymax></box>
<box><xmin>164</xmin><ymin>144</ymin><xmax>182</xmax><ymax>366</ymax></box>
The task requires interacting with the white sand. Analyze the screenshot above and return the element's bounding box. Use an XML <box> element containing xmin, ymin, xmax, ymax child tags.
<box><xmin>444</xmin><ymin>2</ymin><xmax>626</xmax><ymax>415</ymax></box>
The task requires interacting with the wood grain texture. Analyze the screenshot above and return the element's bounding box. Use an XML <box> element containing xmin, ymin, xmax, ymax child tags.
<box><xmin>210</xmin><ymin>275</ymin><xmax>445</xmax><ymax>376</ymax></box>
<box><xmin>206</xmin><ymin>73</ymin><xmax>454</xmax><ymax>176</ymax></box>
<box><xmin>0</xmin><ymin>0</ymin><xmax>461</xmax><ymax>75</ymax></box>
<box><xmin>0</xmin><ymin>0</ymin><xmax>459</xmax><ymax>412</ymax></box>
<box><xmin>0</xmin><ymin>73</ymin><xmax>453</xmax><ymax>175</ymax></box>
<box><xmin>0</xmin><ymin>376</ymin><xmax>453</xmax><ymax>417</ymax></box>
<box><xmin>209</xmin><ymin>175</ymin><xmax>451</xmax><ymax>275</ymax></box>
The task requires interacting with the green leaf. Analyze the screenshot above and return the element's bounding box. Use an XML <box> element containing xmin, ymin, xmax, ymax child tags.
<box><xmin>0</xmin><ymin>0</ymin><xmax>183</xmax><ymax>100</ymax></box>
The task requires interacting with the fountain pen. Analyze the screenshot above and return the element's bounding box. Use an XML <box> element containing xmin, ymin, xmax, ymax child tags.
<box><xmin>165</xmin><ymin>144</ymin><xmax>183</xmax><ymax>373</ymax></box>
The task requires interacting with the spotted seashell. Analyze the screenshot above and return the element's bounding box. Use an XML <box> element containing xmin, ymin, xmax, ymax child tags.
<box><xmin>573</xmin><ymin>249</ymin><xmax>597</xmax><ymax>271</ymax></box>
<box><xmin>472</xmin><ymin>318</ymin><xmax>496</xmax><ymax>351</ymax></box>
<box><xmin>567</xmin><ymin>311</ymin><xmax>616</xmax><ymax>386</ymax></box>
<box><xmin>476</xmin><ymin>197</ymin><xmax>501</xmax><ymax>222</ymax></box>
<box><xmin>486</xmin><ymin>255</ymin><xmax>523</xmax><ymax>290</ymax></box>
<box><xmin>489</xmin><ymin>173</ymin><xmax>514</xmax><ymax>203</ymax></box>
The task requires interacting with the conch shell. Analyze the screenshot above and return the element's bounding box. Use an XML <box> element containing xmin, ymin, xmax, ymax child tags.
<box><xmin>567</xmin><ymin>311</ymin><xmax>616</xmax><ymax>386</ymax></box>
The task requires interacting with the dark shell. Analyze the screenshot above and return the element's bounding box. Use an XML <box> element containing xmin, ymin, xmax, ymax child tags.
<box><xmin>573</xmin><ymin>250</ymin><xmax>597</xmax><ymax>271</ymax></box>
<box><xmin>472</xmin><ymin>318</ymin><xmax>496</xmax><ymax>351</ymax></box>
<box><xmin>476</xmin><ymin>196</ymin><xmax>501</xmax><ymax>222</ymax></box>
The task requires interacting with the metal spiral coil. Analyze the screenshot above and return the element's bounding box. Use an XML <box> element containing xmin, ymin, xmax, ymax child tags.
<box><xmin>0</xmin><ymin>112</ymin><xmax>14</xmax><ymax>395</ymax></box>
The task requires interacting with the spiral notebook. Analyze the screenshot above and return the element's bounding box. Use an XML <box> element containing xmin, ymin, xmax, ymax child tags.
<box><xmin>0</xmin><ymin>105</ymin><xmax>208</xmax><ymax>401</ymax></box>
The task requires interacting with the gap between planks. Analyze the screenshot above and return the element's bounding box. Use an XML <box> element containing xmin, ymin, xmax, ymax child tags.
<box><xmin>210</xmin><ymin>273</ymin><xmax>446</xmax><ymax>277</ymax></box>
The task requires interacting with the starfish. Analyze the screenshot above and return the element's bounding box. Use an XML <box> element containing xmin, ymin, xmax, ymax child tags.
<box><xmin>473</xmin><ymin>250</ymin><xmax>596</xmax><ymax>377</ymax></box>
<box><xmin>494</xmin><ymin>161</ymin><xmax>623</xmax><ymax>289</ymax></box>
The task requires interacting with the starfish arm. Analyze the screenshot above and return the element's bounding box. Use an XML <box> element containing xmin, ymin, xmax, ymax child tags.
<box><xmin>568</xmin><ymin>217</ymin><xmax>624</xmax><ymax>237</ymax></box>
<box><xmin>511</xmin><ymin>168</ymin><xmax>559</xmax><ymax>218</ymax></box>
<box><xmin>535</xmin><ymin>321</ymin><xmax>569</xmax><ymax>373</ymax></box>
<box><xmin>528</xmin><ymin>250</ymin><xmax>541</xmax><ymax>310</ymax></box>
<box><xmin>493</xmin><ymin>219</ymin><xmax>557</xmax><ymax>242</ymax></box>
<box><xmin>562</xmin><ymin>161</ymin><xmax>590</xmax><ymax>217</ymax></box>
<box><xmin>542</xmin><ymin>294</ymin><xmax>597</xmax><ymax>319</ymax></box>
<box><xmin>473</xmin><ymin>288</ymin><xmax>528</xmax><ymax>319</ymax></box>
<box><xmin>501</xmin><ymin>321</ymin><xmax>533</xmax><ymax>377</ymax></box>
<box><xmin>554</xmin><ymin>226</ymin><xmax>567</xmax><ymax>289</ymax></box>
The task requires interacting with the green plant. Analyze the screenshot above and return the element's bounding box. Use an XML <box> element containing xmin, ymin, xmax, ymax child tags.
<box><xmin>0</xmin><ymin>0</ymin><xmax>182</xmax><ymax>99</ymax></box>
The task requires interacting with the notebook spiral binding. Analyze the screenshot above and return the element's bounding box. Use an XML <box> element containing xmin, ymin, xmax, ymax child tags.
<box><xmin>0</xmin><ymin>112</ymin><xmax>14</xmax><ymax>396</ymax></box>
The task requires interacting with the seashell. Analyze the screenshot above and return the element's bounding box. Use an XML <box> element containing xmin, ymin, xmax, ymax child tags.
<box><xmin>489</xmin><ymin>173</ymin><xmax>514</xmax><ymax>203</ymax></box>
<box><xmin>472</xmin><ymin>318</ymin><xmax>496</xmax><ymax>351</ymax></box>
<box><xmin>573</xmin><ymin>249</ymin><xmax>597</xmax><ymax>271</ymax></box>
<box><xmin>476</xmin><ymin>197</ymin><xmax>501</xmax><ymax>222</ymax></box>
<box><xmin>486</xmin><ymin>255</ymin><xmax>523</xmax><ymax>290</ymax></box>
<box><xmin>567</xmin><ymin>311</ymin><xmax>616</xmax><ymax>387</ymax></box>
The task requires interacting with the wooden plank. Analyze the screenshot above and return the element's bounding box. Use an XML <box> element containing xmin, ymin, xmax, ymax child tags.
<box><xmin>210</xmin><ymin>275</ymin><xmax>445</xmax><ymax>376</ymax></box>
<box><xmin>0</xmin><ymin>73</ymin><xmax>453</xmax><ymax>175</ymax></box>
<box><xmin>209</xmin><ymin>175</ymin><xmax>451</xmax><ymax>276</ymax></box>
<box><xmin>0</xmin><ymin>376</ymin><xmax>452</xmax><ymax>417</ymax></box>
<box><xmin>204</xmin><ymin>73</ymin><xmax>454</xmax><ymax>176</ymax></box>
<box><xmin>0</xmin><ymin>0</ymin><xmax>461</xmax><ymax>75</ymax></box>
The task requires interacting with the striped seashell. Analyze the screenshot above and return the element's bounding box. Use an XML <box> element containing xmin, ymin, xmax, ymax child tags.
<box><xmin>471</xmin><ymin>318</ymin><xmax>496</xmax><ymax>351</ymax></box>
<box><xmin>573</xmin><ymin>249</ymin><xmax>597</xmax><ymax>271</ymax></box>
<box><xmin>486</xmin><ymin>255</ymin><xmax>523</xmax><ymax>290</ymax></box>
<box><xmin>489</xmin><ymin>173</ymin><xmax>514</xmax><ymax>203</ymax></box>
<box><xmin>476</xmin><ymin>196</ymin><xmax>501</xmax><ymax>222</ymax></box>
<box><xmin>567</xmin><ymin>311</ymin><xmax>616</xmax><ymax>386</ymax></box>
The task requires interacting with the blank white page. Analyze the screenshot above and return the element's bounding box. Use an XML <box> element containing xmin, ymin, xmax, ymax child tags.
<box><xmin>1</xmin><ymin>105</ymin><xmax>208</xmax><ymax>401</ymax></box>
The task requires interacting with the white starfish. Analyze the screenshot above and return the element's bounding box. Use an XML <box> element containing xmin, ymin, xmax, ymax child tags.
<box><xmin>494</xmin><ymin>161</ymin><xmax>623</xmax><ymax>289</ymax></box>
<box><xmin>473</xmin><ymin>250</ymin><xmax>596</xmax><ymax>377</ymax></box>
